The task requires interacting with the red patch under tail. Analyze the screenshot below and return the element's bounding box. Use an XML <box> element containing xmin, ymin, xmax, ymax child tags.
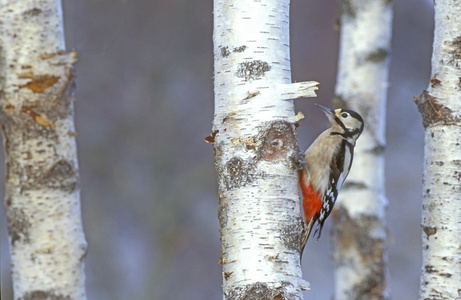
<box><xmin>299</xmin><ymin>168</ymin><xmax>322</xmax><ymax>225</ymax></box>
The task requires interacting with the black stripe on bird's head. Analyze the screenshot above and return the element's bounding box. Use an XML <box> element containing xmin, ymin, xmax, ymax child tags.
<box><xmin>315</xmin><ymin>104</ymin><xmax>364</xmax><ymax>138</ymax></box>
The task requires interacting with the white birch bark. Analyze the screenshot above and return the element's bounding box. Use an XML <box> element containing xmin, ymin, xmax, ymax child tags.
<box><xmin>212</xmin><ymin>0</ymin><xmax>318</xmax><ymax>298</ymax></box>
<box><xmin>0</xmin><ymin>0</ymin><xmax>87</xmax><ymax>299</ymax></box>
<box><xmin>414</xmin><ymin>0</ymin><xmax>461</xmax><ymax>298</ymax></box>
<box><xmin>331</xmin><ymin>0</ymin><xmax>392</xmax><ymax>299</ymax></box>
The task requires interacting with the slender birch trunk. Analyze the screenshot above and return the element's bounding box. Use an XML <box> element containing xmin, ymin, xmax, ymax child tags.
<box><xmin>331</xmin><ymin>0</ymin><xmax>392</xmax><ymax>299</ymax></box>
<box><xmin>0</xmin><ymin>1</ymin><xmax>87</xmax><ymax>299</ymax></box>
<box><xmin>211</xmin><ymin>0</ymin><xmax>318</xmax><ymax>298</ymax></box>
<box><xmin>414</xmin><ymin>0</ymin><xmax>461</xmax><ymax>298</ymax></box>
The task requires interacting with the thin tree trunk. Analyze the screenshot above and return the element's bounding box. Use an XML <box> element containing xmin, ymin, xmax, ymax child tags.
<box><xmin>212</xmin><ymin>0</ymin><xmax>318</xmax><ymax>298</ymax></box>
<box><xmin>414</xmin><ymin>0</ymin><xmax>461</xmax><ymax>299</ymax></box>
<box><xmin>0</xmin><ymin>1</ymin><xmax>87</xmax><ymax>299</ymax></box>
<box><xmin>331</xmin><ymin>0</ymin><xmax>392</xmax><ymax>299</ymax></box>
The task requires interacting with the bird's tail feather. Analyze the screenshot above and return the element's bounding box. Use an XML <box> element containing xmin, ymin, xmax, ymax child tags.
<box><xmin>300</xmin><ymin>218</ymin><xmax>315</xmax><ymax>261</ymax></box>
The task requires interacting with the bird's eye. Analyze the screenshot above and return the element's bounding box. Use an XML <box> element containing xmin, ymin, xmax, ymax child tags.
<box><xmin>341</xmin><ymin>113</ymin><xmax>349</xmax><ymax>118</ymax></box>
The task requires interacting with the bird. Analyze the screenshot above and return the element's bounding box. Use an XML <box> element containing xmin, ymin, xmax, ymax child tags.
<box><xmin>299</xmin><ymin>103</ymin><xmax>364</xmax><ymax>258</ymax></box>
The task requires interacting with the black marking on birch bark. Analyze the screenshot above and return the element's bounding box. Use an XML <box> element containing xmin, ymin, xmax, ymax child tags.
<box><xmin>454</xmin><ymin>170</ymin><xmax>461</xmax><ymax>181</ymax></box>
<box><xmin>222</xmin><ymin>112</ymin><xmax>237</xmax><ymax>124</ymax></box>
<box><xmin>422</xmin><ymin>201</ymin><xmax>437</xmax><ymax>212</ymax></box>
<box><xmin>79</xmin><ymin>243</ymin><xmax>88</xmax><ymax>262</ymax></box>
<box><xmin>23</xmin><ymin>64</ymin><xmax>75</xmax><ymax>119</ymax></box>
<box><xmin>414</xmin><ymin>91</ymin><xmax>461</xmax><ymax>128</ymax></box>
<box><xmin>23</xmin><ymin>8</ymin><xmax>42</xmax><ymax>17</ymax></box>
<box><xmin>223</xmin><ymin>271</ymin><xmax>233</xmax><ymax>280</ymax></box>
<box><xmin>430</xmin><ymin>74</ymin><xmax>442</xmax><ymax>88</ymax></box>
<box><xmin>350</xmin><ymin>269</ymin><xmax>388</xmax><ymax>300</ymax></box>
<box><xmin>37</xmin><ymin>160</ymin><xmax>78</xmax><ymax>192</ymax></box>
<box><xmin>331</xmin><ymin>206</ymin><xmax>388</xmax><ymax>298</ymax></box>
<box><xmin>365</xmin><ymin>48</ymin><xmax>389</xmax><ymax>63</ymax></box>
<box><xmin>279</xmin><ymin>222</ymin><xmax>303</xmax><ymax>251</ymax></box>
<box><xmin>368</xmin><ymin>143</ymin><xmax>386</xmax><ymax>155</ymax></box>
<box><xmin>220</xmin><ymin>46</ymin><xmax>247</xmax><ymax>58</ymax></box>
<box><xmin>216</xmin><ymin>122</ymin><xmax>297</xmax><ymax>190</ymax></box>
<box><xmin>40</xmin><ymin>67</ymin><xmax>76</xmax><ymax>121</ymax></box>
<box><xmin>339</xmin><ymin>0</ymin><xmax>357</xmax><ymax>18</ymax></box>
<box><xmin>331</xmin><ymin>209</ymin><xmax>384</xmax><ymax>254</ymax></box>
<box><xmin>6</xmin><ymin>207</ymin><xmax>31</xmax><ymax>245</ymax></box>
<box><xmin>259</xmin><ymin>122</ymin><xmax>296</xmax><ymax>162</ymax></box>
<box><xmin>422</xmin><ymin>226</ymin><xmax>437</xmax><ymax>239</ymax></box>
<box><xmin>204</xmin><ymin>130</ymin><xmax>219</xmax><ymax>144</ymax></box>
<box><xmin>425</xmin><ymin>265</ymin><xmax>437</xmax><ymax>273</ymax></box>
<box><xmin>6</xmin><ymin>158</ymin><xmax>78</xmax><ymax>192</ymax></box>
<box><xmin>242</xmin><ymin>90</ymin><xmax>260</xmax><ymax>101</ymax></box>
<box><xmin>221</xmin><ymin>46</ymin><xmax>231</xmax><ymax>58</ymax></box>
<box><xmin>222</xmin><ymin>157</ymin><xmax>255</xmax><ymax>190</ymax></box>
<box><xmin>224</xmin><ymin>282</ymin><xmax>295</xmax><ymax>300</ymax></box>
<box><xmin>342</xmin><ymin>181</ymin><xmax>367</xmax><ymax>190</ymax></box>
<box><xmin>224</xmin><ymin>283</ymin><xmax>271</xmax><ymax>300</ymax></box>
<box><xmin>447</xmin><ymin>36</ymin><xmax>461</xmax><ymax>66</ymax></box>
<box><xmin>236</xmin><ymin>60</ymin><xmax>271</xmax><ymax>81</ymax></box>
<box><xmin>0</xmin><ymin>64</ymin><xmax>76</xmax><ymax>140</ymax></box>
<box><xmin>1</xmin><ymin>68</ymin><xmax>79</xmax><ymax>191</ymax></box>
<box><xmin>233</xmin><ymin>45</ymin><xmax>247</xmax><ymax>53</ymax></box>
<box><xmin>19</xmin><ymin>290</ymin><xmax>72</xmax><ymax>300</ymax></box>
<box><xmin>218</xmin><ymin>194</ymin><xmax>229</xmax><ymax>230</ymax></box>
<box><xmin>1</xmin><ymin>108</ymin><xmax>58</xmax><ymax>141</ymax></box>
<box><xmin>18</xmin><ymin>67</ymin><xmax>75</xmax><ymax>123</ymax></box>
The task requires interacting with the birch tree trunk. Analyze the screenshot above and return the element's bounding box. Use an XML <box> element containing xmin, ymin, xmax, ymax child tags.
<box><xmin>0</xmin><ymin>1</ymin><xmax>87</xmax><ymax>299</ymax></box>
<box><xmin>331</xmin><ymin>0</ymin><xmax>392</xmax><ymax>299</ymax></box>
<box><xmin>212</xmin><ymin>0</ymin><xmax>318</xmax><ymax>298</ymax></box>
<box><xmin>414</xmin><ymin>0</ymin><xmax>461</xmax><ymax>298</ymax></box>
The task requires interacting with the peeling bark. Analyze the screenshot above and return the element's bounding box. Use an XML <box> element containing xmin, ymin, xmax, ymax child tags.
<box><xmin>212</xmin><ymin>0</ymin><xmax>318</xmax><ymax>298</ymax></box>
<box><xmin>0</xmin><ymin>1</ymin><xmax>87</xmax><ymax>299</ymax></box>
<box><xmin>332</xmin><ymin>0</ymin><xmax>392</xmax><ymax>299</ymax></box>
<box><xmin>415</xmin><ymin>1</ymin><xmax>461</xmax><ymax>299</ymax></box>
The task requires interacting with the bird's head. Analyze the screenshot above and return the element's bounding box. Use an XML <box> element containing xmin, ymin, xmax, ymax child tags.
<box><xmin>316</xmin><ymin>104</ymin><xmax>364</xmax><ymax>139</ymax></box>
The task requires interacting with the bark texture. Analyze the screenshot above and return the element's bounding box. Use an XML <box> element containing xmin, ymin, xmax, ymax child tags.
<box><xmin>212</xmin><ymin>0</ymin><xmax>317</xmax><ymax>298</ymax></box>
<box><xmin>414</xmin><ymin>0</ymin><xmax>461</xmax><ymax>298</ymax></box>
<box><xmin>0</xmin><ymin>1</ymin><xmax>87</xmax><ymax>299</ymax></box>
<box><xmin>331</xmin><ymin>0</ymin><xmax>392</xmax><ymax>299</ymax></box>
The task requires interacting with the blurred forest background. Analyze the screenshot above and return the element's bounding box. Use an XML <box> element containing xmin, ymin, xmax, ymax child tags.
<box><xmin>1</xmin><ymin>0</ymin><xmax>434</xmax><ymax>299</ymax></box>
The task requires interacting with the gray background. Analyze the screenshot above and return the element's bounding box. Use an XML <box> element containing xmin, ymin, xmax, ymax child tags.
<box><xmin>1</xmin><ymin>0</ymin><xmax>433</xmax><ymax>299</ymax></box>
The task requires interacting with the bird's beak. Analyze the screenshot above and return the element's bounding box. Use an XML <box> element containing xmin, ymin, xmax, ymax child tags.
<box><xmin>315</xmin><ymin>104</ymin><xmax>335</xmax><ymax>122</ymax></box>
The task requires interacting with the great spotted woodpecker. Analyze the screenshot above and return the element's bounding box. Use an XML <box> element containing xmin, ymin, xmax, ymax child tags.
<box><xmin>299</xmin><ymin>104</ymin><xmax>364</xmax><ymax>257</ymax></box>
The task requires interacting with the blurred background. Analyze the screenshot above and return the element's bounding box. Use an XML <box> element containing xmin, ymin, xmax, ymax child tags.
<box><xmin>1</xmin><ymin>0</ymin><xmax>433</xmax><ymax>299</ymax></box>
